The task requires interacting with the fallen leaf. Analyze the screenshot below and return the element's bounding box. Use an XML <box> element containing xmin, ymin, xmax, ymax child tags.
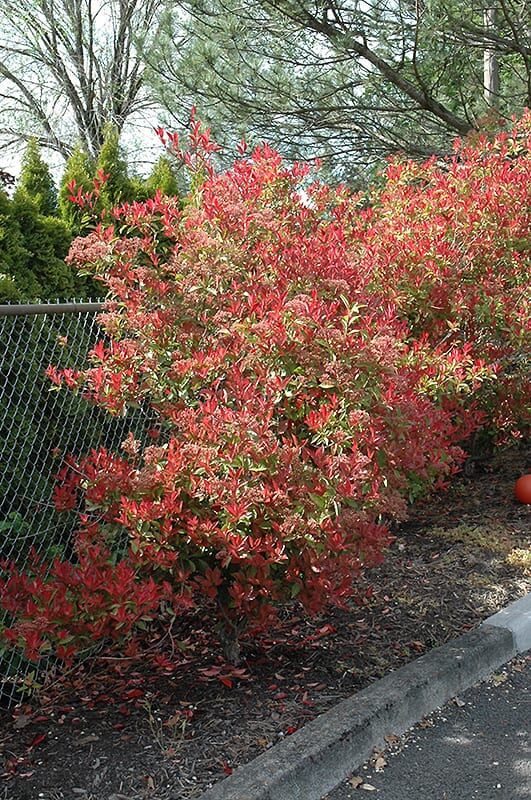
<box><xmin>199</xmin><ymin>667</ymin><xmax>221</xmax><ymax>678</ymax></box>
<box><xmin>13</xmin><ymin>715</ymin><xmax>31</xmax><ymax>730</ymax></box>
<box><xmin>362</xmin><ymin>783</ymin><xmax>377</xmax><ymax>791</ymax></box>
<box><xmin>4</xmin><ymin>755</ymin><xmax>21</xmax><ymax>775</ymax></box>
<box><xmin>349</xmin><ymin>775</ymin><xmax>363</xmax><ymax>788</ymax></box>
<box><xmin>78</xmin><ymin>734</ymin><xmax>100</xmax><ymax>745</ymax></box>
<box><xmin>256</xmin><ymin>737</ymin><xmax>270</xmax><ymax>748</ymax></box>
<box><xmin>490</xmin><ymin>672</ymin><xmax>508</xmax><ymax>685</ymax></box>
<box><xmin>164</xmin><ymin>712</ymin><xmax>183</xmax><ymax>727</ymax></box>
<box><xmin>29</xmin><ymin>733</ymin><xmax>46</xmax><ymax>749</ymax></box>
<box><xmin>454</xmin><ymin>697</ymin><xmax>465</xmax><ymax>707</ymax></box>
<box><xmin>317</xmin><ymin>623</ymin><xmax>336</xmax><ymax>637</ymax></box>
<box><xmin>123</xmin><ymin>688</ymin><xmax>144</xmax><ymax>700</ymax></box>
<box><xmin>228</xmin><ymin>667</ymin><xmax>250</xmax><ymax>679</ymax></box>
<box><xmin>384</xmin><ymin>733</ymin><xmax>400</xmax><ymax>745</ymax></box>
<box><xmin>374</xmin><ymin>755</ymin><xmax>387</xmax><ymax>771</ymax></box>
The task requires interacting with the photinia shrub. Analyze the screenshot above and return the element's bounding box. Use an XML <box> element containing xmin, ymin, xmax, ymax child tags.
<box><xmin>347</xmin><ymin>112</ymin><xmax>531</xmax><ymax>434</ymax></box>
<box><xmin>1</xmin><ymin>113</ymin><xmax>528</xmax><ymax>664</ymax></box>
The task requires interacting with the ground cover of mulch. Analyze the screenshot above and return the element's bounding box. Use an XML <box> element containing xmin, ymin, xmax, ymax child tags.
<box><xmin>1</xmin><ymin>443</ymin><xmax>529</xmax><ymax>800</ymax></box>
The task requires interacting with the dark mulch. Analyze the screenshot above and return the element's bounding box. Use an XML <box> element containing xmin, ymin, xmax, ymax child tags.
<box><xmin>1</xmin><ymin>443</ymin><xmax>529</xmax><ymax>800</ymax></box>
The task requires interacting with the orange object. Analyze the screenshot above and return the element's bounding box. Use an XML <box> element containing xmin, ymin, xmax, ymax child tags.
<box><xmin>514</xmin><ymin>474</ymin><xmax>531</xmax><ymax>504</ymax></box>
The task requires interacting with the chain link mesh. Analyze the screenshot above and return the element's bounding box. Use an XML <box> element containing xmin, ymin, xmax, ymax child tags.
<box><xmin>0</xmin><ymin>303</ymin><xmax>152</xmax><ymax>707</ymax></box>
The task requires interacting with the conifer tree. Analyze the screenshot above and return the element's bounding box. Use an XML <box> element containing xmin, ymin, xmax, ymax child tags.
<box><xmin>1</xmin><ymin>189</ymin><xmax>84</xmax><ymax>300</ymax></box>
<box><xmin>0</xmin><ymin>190</ymin><xmax>38</xmax><ymax>297</ymax></box>
<box><xmin>11</xmin><ymin>194</ymin><xmax>76</xmax><ymax>298</ymax></box>
<box><xmin>144</xmin><ymin>155</ymin><xmax>181</xmax><ymax>198</ymax></box>
<box><xmin>14</xmin><ymin>138</ymin><xmax>58</xmax><ymax>216</ymax></box>
<box><xmin>58</xmin><ymin>144</ymin><xmax>94</xmax><ymax>232</ymax></box>
<box><xmin>0</xmin><ymin>272</ymin><xmax>21</xmax><ymax>303</ymax></box>
<box><xmin>95</xmin><ymin>124</ymin><xmax>134</xmax><ymax>210</ymax></box>
<box><xmin>128</xmin><ymin>176</ymin><xmax>150</xmax><ymax>203</ymax></box>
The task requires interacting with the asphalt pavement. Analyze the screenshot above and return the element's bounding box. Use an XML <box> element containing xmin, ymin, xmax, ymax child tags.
<box><xmin>325</xmin><ymin>656</ymin><xmax>530</xmax><ymax>800</ymax></box>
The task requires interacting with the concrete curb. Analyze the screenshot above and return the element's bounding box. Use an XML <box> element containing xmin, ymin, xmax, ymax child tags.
<box><xmin>198</xmin><ymin>594</ymin><xmax>531</xmax><ymax>800</ymax></box>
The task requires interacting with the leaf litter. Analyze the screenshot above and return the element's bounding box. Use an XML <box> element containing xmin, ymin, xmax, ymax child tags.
<box><xmin>0</xmin><ymin>443</ymin><xmax>529</xmax><ymax>799</ymax></box>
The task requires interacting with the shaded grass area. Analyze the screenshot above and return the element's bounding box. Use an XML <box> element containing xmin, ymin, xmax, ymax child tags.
<box><xmin>0</xmin><ymin>443</ymin><xmax>529</xmax><ymax>800</ymax></box>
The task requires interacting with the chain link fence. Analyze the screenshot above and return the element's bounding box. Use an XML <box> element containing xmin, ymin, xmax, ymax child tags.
<box><xmin>0</xmin><ymin>302</ymin><xmax>153</xmax><ymax>707</ymax></box>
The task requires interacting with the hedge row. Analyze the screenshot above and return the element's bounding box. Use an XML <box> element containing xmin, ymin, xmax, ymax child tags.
<box><xmin>1</xmin><ymin>113</ymin><xmax>529</xmax><ymax>664</ymax></box>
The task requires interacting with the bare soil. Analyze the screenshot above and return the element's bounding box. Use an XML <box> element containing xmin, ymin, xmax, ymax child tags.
<box><xmin>1</xmin><ymin>443</ymin><xmax>529</xmax><ymax>800</ymax></box>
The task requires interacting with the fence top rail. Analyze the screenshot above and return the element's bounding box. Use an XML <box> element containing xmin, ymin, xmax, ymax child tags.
<box><xmin>0</xmin><ymin>302</ymin><xmax>104</xmax><ymax>318</ymax></box>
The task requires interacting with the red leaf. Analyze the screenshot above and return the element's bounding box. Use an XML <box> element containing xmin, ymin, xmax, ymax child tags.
<box><xmin>199</xmin><ymin>667</ymin><xmax>221</xmax><ymax>678</ymax></box>
<box><xmin>29</xmin><ymin>733</ymin><xmax>46</xmax><ymax>749</ymax></box>
<box><xmin>317</xmin><ymin>624</ymin><xmax>336</xmax><ymax>637</ymax></box>
<box><xmin>123</xmin><ymin>688</ymin><xmax>144</xmax><ymax>700</ymax></box>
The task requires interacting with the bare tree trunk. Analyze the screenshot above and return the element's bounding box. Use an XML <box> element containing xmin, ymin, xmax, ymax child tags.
<box><xmin>484</xmin><ymin>7</ymin><xmax>500</xmax><ymax>107</ymax></box>
<box><xmin>0</xmin><ymin>0</ymin><xmax>163</xmax><ymax>159</ymax></box>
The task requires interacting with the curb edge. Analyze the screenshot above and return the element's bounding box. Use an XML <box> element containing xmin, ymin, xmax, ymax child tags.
<box><xmin>198</xmin><ymin>594</ymin><xmax>530</xmax><ymax>800</ymax></box>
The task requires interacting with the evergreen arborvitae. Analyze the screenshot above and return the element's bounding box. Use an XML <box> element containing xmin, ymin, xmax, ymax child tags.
<box><xmin>95</xmin><ymin>124</ymin><xmax>134</xmax><ymax>210</ymax></box>
<box><xmin>128</xmin><ymin>176</ymin><xmax>150</xmax><ymax>203</ymax></box>
<box><xmin>58</xmin><ymin>144</ymin><xmax>95</xmax><ymax>233</ymax></box>
<box><xmin>144</xmin><ymin>155</ymin><xmax>181</xmax><ymax>198</ymax></box>
<box><xmin>11</xmin><ymin>194</ymin><xmax>77</xmax><ymax>299</ymax></box>
<box><xmin>2</xmin><ymin>189</ymin><xmax>89</xmax><ymax>300</ymax></box>
<box><xmin>0</xmin><ymin>272</ymin><xmax>21</xmax><ymax>303</ymax></box>
<box><xmin>0</xmin><ymin>190</ymin><xmax>38</xmax><ymax>299</ymax></box>
<box><xmin>14</xmin><ymin>138</ymin><xmax>58</xmax><ymax>216</ymax></box>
